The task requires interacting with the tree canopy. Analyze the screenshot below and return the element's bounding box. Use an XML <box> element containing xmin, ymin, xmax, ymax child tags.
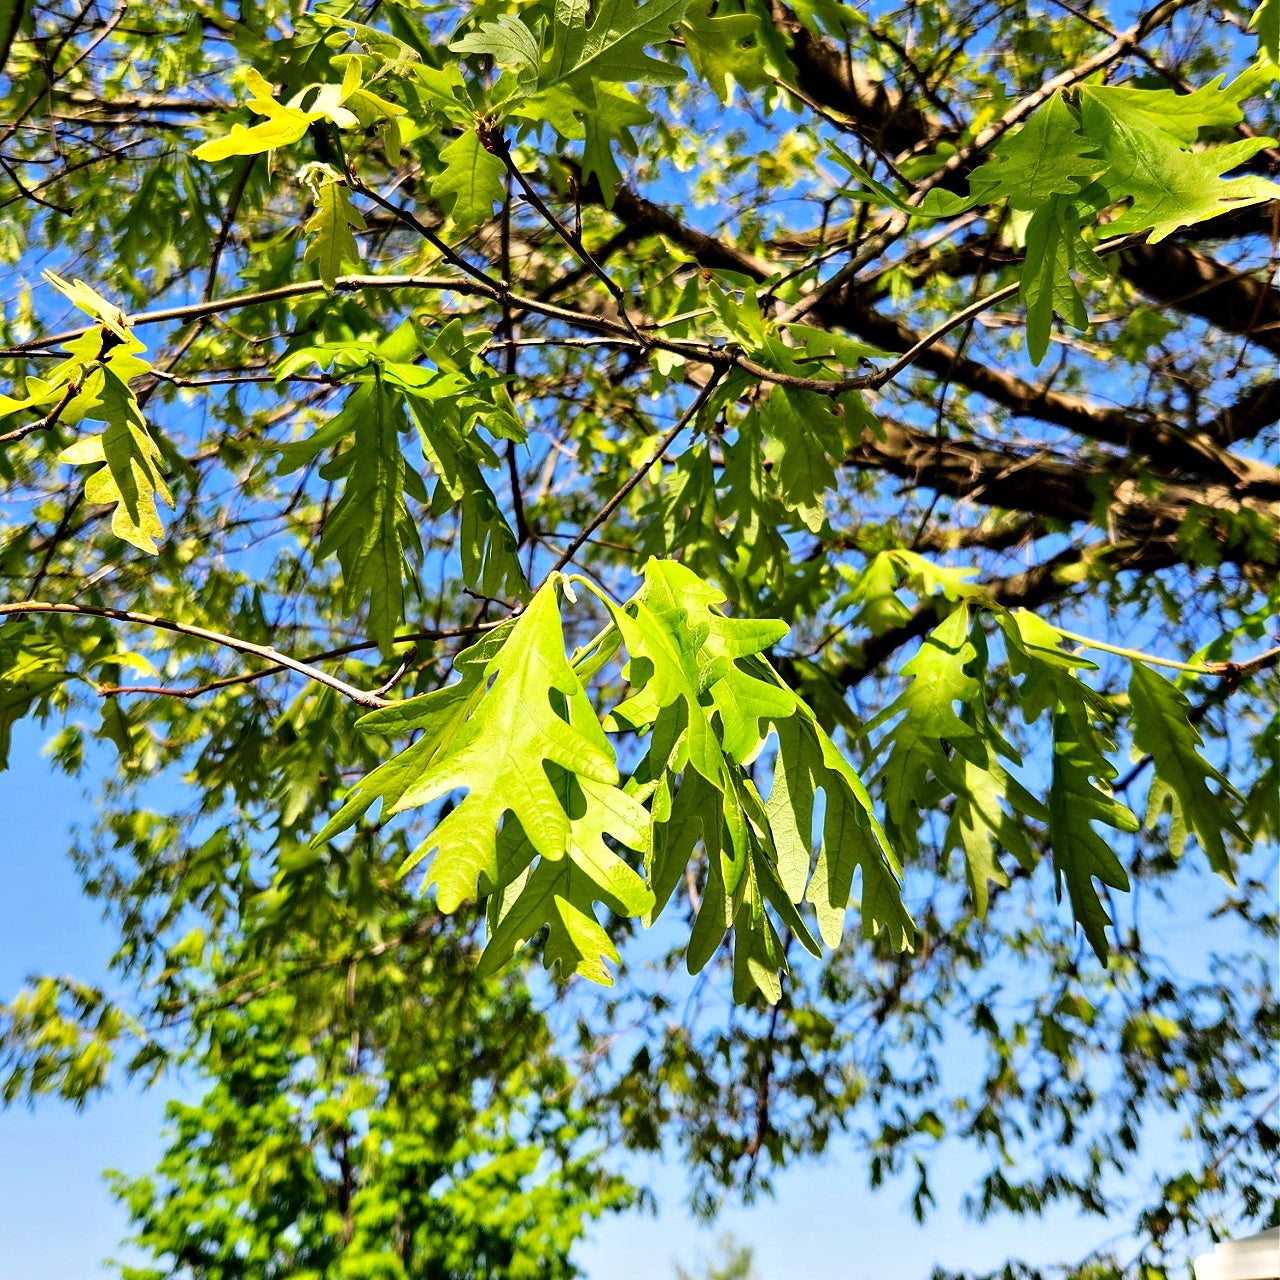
<box><xmin>0</xmin><ymin>0</ymin><xmax>1277</xmax><ymax>1275</ymax></box>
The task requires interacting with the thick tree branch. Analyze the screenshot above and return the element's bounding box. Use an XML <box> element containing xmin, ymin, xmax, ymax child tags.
<box><xmin>767</xmin><ymin>2</ymin><xmax>942</xmax><ymax>157</ymax></box>
<box><xmin>604</xmin><ymin>182</ymin><xmax>1278</xmax><ymax>492</ymax></box>
<box><xmin>1209</xmin><ymin>378</ymin><xmax>1280</xmax><ymax>446</ymax></box>
<box><xmin>849</xmin><ymin>416</ymin><xmax>1280</xmax><ymax>553</ymax></box>
<box><xmin>900</xmin><ymin>234</ymin><xmax>1280</xmax><ymax>358</ymax></box>
<box><xmin>836</xmin><ymin>290</ymin><xmax>1278</xmax><ymax>487</ymax></box>
<box><xmin>766</xmin><ymin>1</ymin><xmax>1280</xmax><ymax>350</ymax></box>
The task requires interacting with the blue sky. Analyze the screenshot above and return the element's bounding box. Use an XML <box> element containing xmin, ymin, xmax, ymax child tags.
<box><xmin>0</xmin><ymin>721</ymin><xmax>172</xmax><ymax>1277</ymax></box>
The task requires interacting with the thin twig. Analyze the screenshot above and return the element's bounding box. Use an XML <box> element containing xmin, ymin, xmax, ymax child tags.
<box><xmin>546</xmin><ymin>370</ymin><xmax>727</xmax><ymax>577</ymax></box>
<box><xmin>492</xmin><ymin>134</ymin><xmax>648</xmax><ymax>345</ymax></box>
<box><xmin>1058</xmin><ymin>631</ymin><xmax>1280</xmax><ymax>677</ymax></box>
<box><xmin>0</xmin><ymin>150</ymin><xmax>74</xmax><ymax>214</ymax></box>
<box><xmin>93</xmin><ymin>629</ymin><xmax>471</xmax><ymax>700</ymax></box>
<box><xmin>348</xmin><ymin>177</ymin><xmax>506</xmax><ymax>294</ymax></box>
<box><xmin>0</xmin><ymin>600</ymin><xmax>397</xmax><ymax>708</ymax></box>
<box><xmin>0</xmin><ymin>140</ymin><xmax>144</xmax><ymax>213</ymax></box>
<box><xmin>371</xmin><ymin>644</ymin><xmax>418</xmax><ymax>697</ymax></box>
<box><xmin>0</xmin><ymin>380</ymin><xmax>80</xmax><ymax>446</ymax></box>
<box><xmin>203</xmin><ymin>154</ymin><xmax>256</xmax><ymax>302</ymax></box>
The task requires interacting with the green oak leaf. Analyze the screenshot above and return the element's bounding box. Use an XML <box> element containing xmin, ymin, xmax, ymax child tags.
<box><xmin>316</xmin><ymin>581</ymin><xmax>624</xmax><ymax>914</ymax></box>
<box><xmin>1080</xmin><ymin>86</ymin><xmax>1280</xmax><ymax>242</ymax></box>
<box><xmin>408</xmin><ymin>394</ymin><xmax>527</xmax><ymax>603</ymax></box>
<box><xmin>1048</xmin><ymin>709</ymin><xmax>1137</xmax><ymax>961</ymax></box>
<box><xmin>767</xmin><ymin>710</ymin><xmax>914</xmax><ymax>951</ymax></box>
<box><xmin>450</xmin><ymin>15</ymin><xmax>542</xmax><ymax>92</ymax></box>
<box><xmin>302</xmin><ymin>176</ymin><xmax>366</xmax><ymax>289</ymax></box>
<box><xmin>998</xmin><ymin>608</ymin><xmax>1111</xmax><ymax>730</ymax></box>
<box><xmin>864</xmin><ymin>605</ymin><xmax>986</xmax><ymax>857</ymax></box>
<box><xmin>681</xmin><ymin>0</ymin><xmax>771</xmax><ymax>101</ymax></box>
<box><xmin>544</xmin><ymin>0</ymin><xmax>689</xmax><ymax>88</ymax></box>
<box><xmin>602</xmin><ymin>558</ymin><xmax>792</xmax><ymax>774</ymax></box>
<box><xmin>642</xmin><ymin>559</ymin><xmax>792</xmax><ymax>761</ymax></box>
<box><xmin>313</xmin><ymin>381</ymin><xmax>422</xmax><ymax>657</ymax></box>
<box><xmin>315</xmin><ymin>624</ymin><xmax>515</xmax><ymax>832</ymax></box>
<box><xmin>760</xmin><ymin>386</ymin><xmax>845</xmax><ymax>531</ymax></box>
<box><xmin>969</xmin><ymin>91</ymin><xmax>1103</xmax><ymax>210</ymax></box>
<box><xmin>580</xmin><ymin>83</ymin><xmax>651</xmax><ymax>201</ymax></box>
<box><xmin>1084</xmin><ymin>76</ymin><xmax>1256</xmax><ymax>145</ymax></box>
<box><xmin>1020</xmin><ymin>194</ymin><xmax>1108</xmax><ymax>365</ymax></box>
<box><xmin>431</xmin><ymin>128</ymin><xmax>505</xmax><ymax>232</ymax></box>
<box><xmin>1254</xmin><ymin>0</ymin><xmax>1280</xmax><ymax>61</ymax></box>
<box><xmin>58</xmin><ymin>334</ymin><xmax>173</xmax><ymax>554</ymax></box>
<box><xmin>1241</xmin><ymin>713</ymin><xmax>1278</xmax><ymax>843</ymax></box>
<box><xmin>731</xmin><ymin>896</ymin><xmax>786</xmax><ymax>1004</ymax></box>
<box><xmin>477</xmin><ymin>768</ymin><xmax>653</xmax><ymax>985</ymax></box>
<box><xmin>717</xmin><ymin>411</ymin><xmax>791</xmax><ymax>584</ymax></box>
<box><xmin>840</xmin><ymin>553</ymin><xmax>915</xmax><ymax>636</ymax></box>
<box><xmin>937</xmin><ymin>747</ymin><xmax>1043</xmax><ymax>917</ymax></box>
<box><xmin>643</xmin><ymin>758</ymin><xmax>719</xmax><ymax>922</ymax></box>
<box><xmin>0</xmin><ymin>624</ymin><xmax>70</xmax><ymax>771</ymax></box>
<box><xmin>1129</xmin><ymin>662</ymin><xmax>1244</xmax><ymax>876</ymax></box>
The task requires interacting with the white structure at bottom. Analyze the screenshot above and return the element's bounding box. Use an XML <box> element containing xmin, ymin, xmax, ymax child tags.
<box><xmin>1194</xmin><ymin>1228</ymin><xmax>1280</xmax><ymax>1280</ymax></box>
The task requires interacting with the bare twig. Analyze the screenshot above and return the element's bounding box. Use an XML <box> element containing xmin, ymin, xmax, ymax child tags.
<box><xmin>546</xmin><ymin>370</ymin><xmax>727</xmax><ymax>577</ymax></box>
<box><xmin>491</xmin><ymin>133</ymin><xmax>649</xmax><ymax>345</ymax></box>
<box><xmin>0</xmin><ymin>600</ymin><xmax>400</xmax><ymax>708</ymax></box>
<box><xmin>348</xmin><ymin>177</ymin><xmax>507</xmax><ymax>295</ymax></box>
<box><xmin>91</xmin><ymin>627</ymin><xmax>480</xmax><ymax>700</ymax></box>
<box><xmin>371</xmin><ymin>644</ymin><xmax>418</xmax><ymax>697</ymax></box>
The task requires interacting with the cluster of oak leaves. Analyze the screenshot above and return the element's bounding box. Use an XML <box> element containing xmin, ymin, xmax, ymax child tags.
<box><xmin>3</xmin><ymin>0</ymin><xmax>1278</xmax><ymax>1001</ymax></box>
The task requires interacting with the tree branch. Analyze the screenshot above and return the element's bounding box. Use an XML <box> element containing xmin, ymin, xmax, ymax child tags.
<box><xmin>0</xmin><ymin>601</ymin><xmax>397</xmax><ymax>708</ymax></box>
<box><xmin>603</xmin><ymin>180</ymin><xmax>1278</xmax><ymax>491</ymax></box>
<box><xmin>848</xmin><ymin>416</ymin><xmax>1279</xmax><ymax>557</ymax></box>
<box><xmin>546</xmin><ymin>371</ymin><xmax>727</xmax><ymax>577</ymax></box>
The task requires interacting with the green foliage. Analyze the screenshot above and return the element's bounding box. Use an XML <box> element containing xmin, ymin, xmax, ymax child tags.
<box><xmin>302</xmin><ymin>172</ymin><xmax>366</xmax><ymax>287</ymax></box>
<box><xmin>769</xmin><ymin>709</ymin><xmax>914</xmax><ymax>951</ymax></box>
<box><xmin>107</xmin><ymin>939</ymin><xmax>632</xmax><ymax>1280</ymax></box>
<box><xmin>675</xmin><ymin>1235</ymin><xmax>762</xmax><ymax>1280</ymax></box>
<box><xmin>971</xmin><ymin>92</ymin><xmax>1104</xmax><ymax>210</ymax></box>
<box><xmin>0</xmin><ymin>0</ymin><xmax>1276</xmax><ymax>1270</ymax></box>
<box><xmin>866</xmin><ymin>605</ymin><xmax>986</xmax><ymax>857</ymax></box>
<box><xmin>1254</xmin><ymin>0</ymin><xmax>1280</xmax><ymax>62</ymax></box>
<box><xmin>1020</xmin><ymin>196</ymin><xmax>1108</xmax><ymax>365</ymax></box>
<box><xmin>1048</xmin><ymin>707</ymin><xmax>1137</xmax><ymax>959</ymax></box>
<box><xmin>311</xmin><ymin>379</ymin><xmax>421</xmax><ymax>656</ymax></box>
<box><xmin>56</xmin><ymin>330</ymin><xmax>174</xmax><ymax>554</ymax></box>
<box><xmin>432</xmin><ymin>129</ymin><xmax>506</xmax><ymax>233</ymax></box>
<box><xmin>836</xmin><ymin>80</ymin><xmax>1280</xmax><ymax>364</ymax></box>
<box><xmin>315</xmin><ymin>561</ymin><xmax>906</xmax><ymax>999</ymax></box>
<box><xmin>1078</xmin><ymin>84</ymin><xmax>1280</xmax><ymax>242</ymax></box>
<box><xmin>320</xmin><ymin>583</ymin><xmax>629</xmax><ymax>911</ymax></box>
<box><xmin>541</xmin><ymin>0</ymin><xmax>690</xmax><ymax>89</ymax></box>
<box><xmin>1129</xmin><ymin>663</ymin><xmax>1245</xmax><ymax>873</ymax></box>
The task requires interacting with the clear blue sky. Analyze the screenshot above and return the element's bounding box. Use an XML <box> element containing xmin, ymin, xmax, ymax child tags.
<box><xmin>5</xmin><ymin>716</ymin><xmax>1249</xmax><ymax>1280</ymax></box>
